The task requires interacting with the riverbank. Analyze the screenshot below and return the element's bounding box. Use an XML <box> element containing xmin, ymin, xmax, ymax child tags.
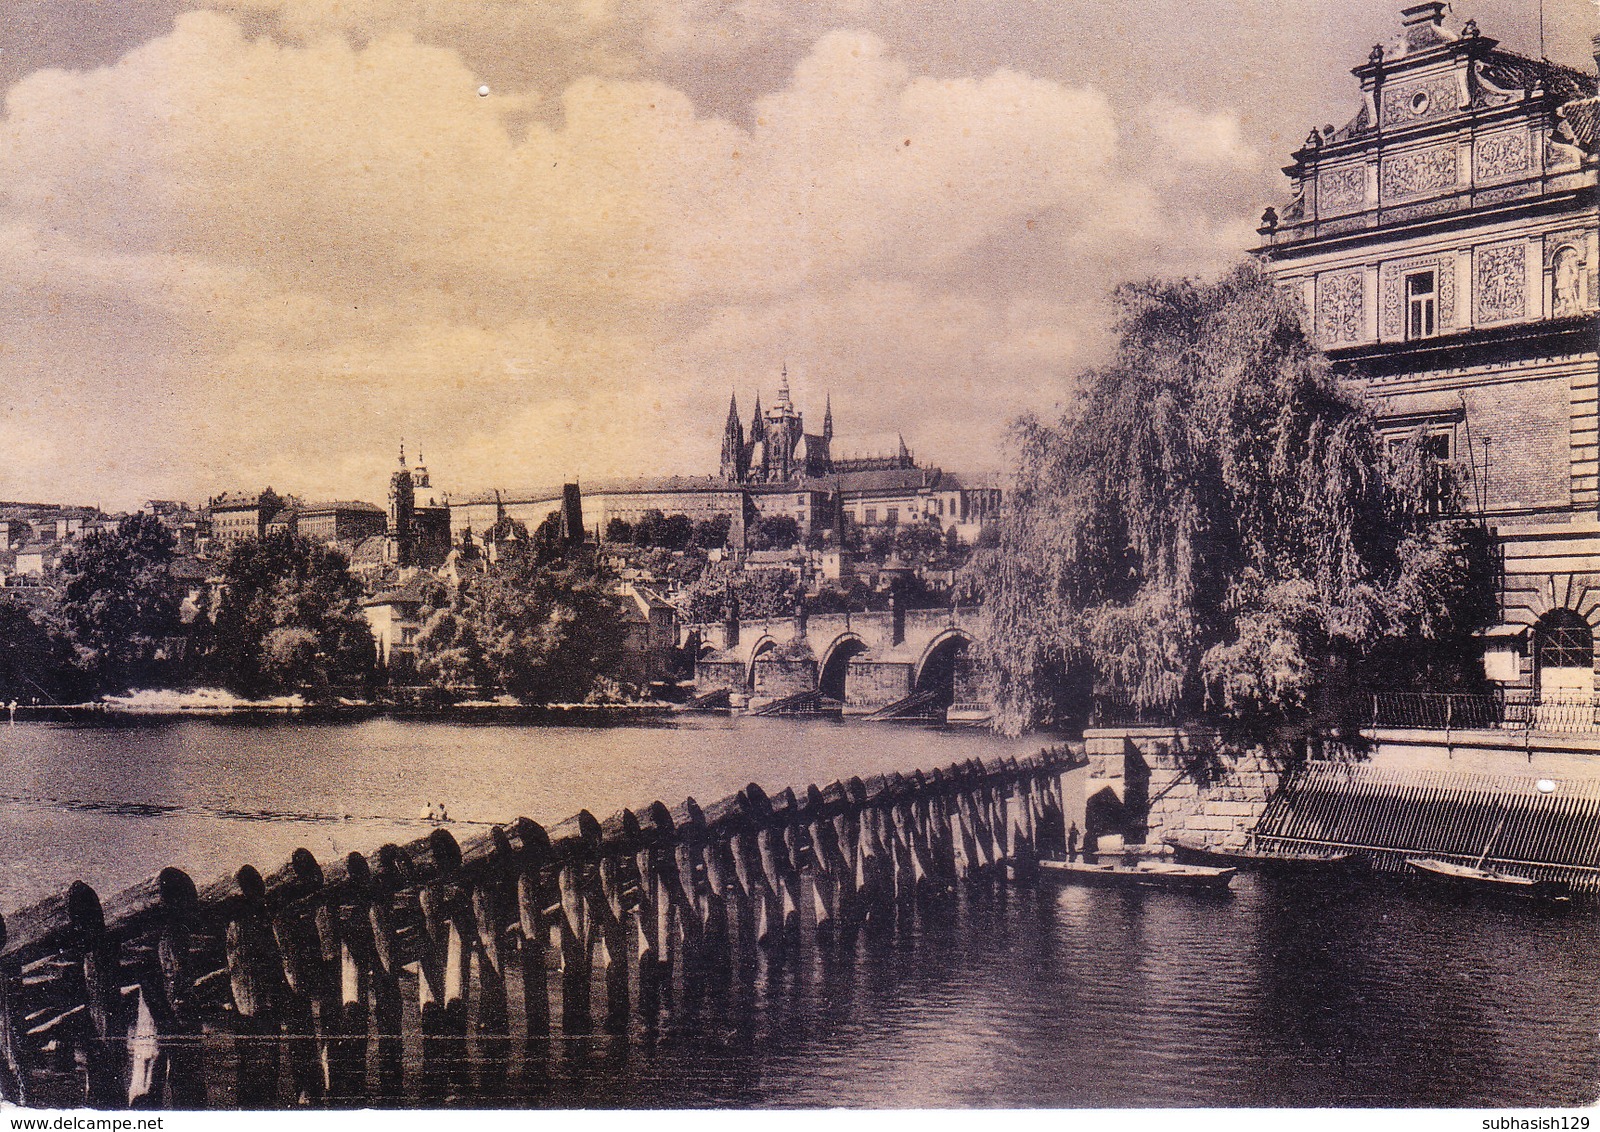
<box><xmin>5</xmin><ymin>688</ymin><xmax>679</xmax><ymax>725</ymax></box>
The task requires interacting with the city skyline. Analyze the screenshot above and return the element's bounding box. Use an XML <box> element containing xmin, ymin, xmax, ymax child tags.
<box><xmin>1</xmin><ymin>0</ymin><xmax>1590</xmax><ymax>512</ymax></box>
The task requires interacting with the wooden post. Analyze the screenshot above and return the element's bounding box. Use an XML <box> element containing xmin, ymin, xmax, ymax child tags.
<box><xmin>846</xmin><ymin>778</ymin><xmax>890</xmax><ymax>926</ymax></box>
<box><xmin>575</xmin><ymin>811</ymin><xmax>629</xmax><ymax>1034</ymax></box>
<box><xmin>509</xmin><ymin>818</ymin><xmax>553</xmax><ymax>1050</ymax></box>
<box><xmin>802</xmin><ymin>786</ymin><xmax>843</xmax><ymax>935</ymax></box>
<box><xmin>415</xmin><ymin>829</ymin><xmax>467</xmax><ymax>1098</ymax></box>
<box><xmin>467</xmin><ymin>835</ymin><xmax>511</xmax><ymax>1096</ymax></box>
<box><xmin>63</xmin><ymin>882</ymin><xmax>127</xmax><ymax>1108</ymax></box>
<box><xmin>822</xmin><ymin>781</ymin><xmax>857</xmax><ymax>926</ymax></box>
<box><xmin>645</xmin><ymin>802</ymin><xmax>706</xmax><ymax>977</ymax></box>
<box><xmin>366</xmin><ymin>846</ymin><xmax>409</xmax><ymax>1101</ymax></box>
<box><xmin>225</xmin><ymin>865</ymin><xmax>282</xmax><ymax>1108</ymax></box>
<box><xmin>617</xmin><ymin>810</ymin><xmax>662</xmax><ymax>1028</ymax></box>
<box><xmin>126</xmin><ymin>867</ymin><xmax>205</xmax><ymax>1109</ymax></box>
<box><xmin>0</xmin><ymin>912</ymin><xmax>26</xmax><ymax>1107</ymax></box>
<box><xmin>269</xmin><ymin>849</ymin><xmax>327</xmax><ymax>1106</ymax></box>
<box><xmin>554</xmin><ymin>833</ymin><xmax>593</xmax><ymax>1038</ymax></box>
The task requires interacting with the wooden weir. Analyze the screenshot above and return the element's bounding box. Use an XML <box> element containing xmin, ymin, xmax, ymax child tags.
<box><xmin>1253</xmin><ymin>763</ymin><xmax>1600</xmax><ymax>893</ymax></box>
<box><xmin>0</xmin><ymin>748</ymin><xmax>1078</xmax><ymax>1109</ymax></box>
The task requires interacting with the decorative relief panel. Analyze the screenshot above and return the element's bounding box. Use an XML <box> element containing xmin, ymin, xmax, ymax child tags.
<box><xmin>1384</xmin><ymin>199</ymin><xmax>1454</xmax><ymax>224</ymax></box>
<box><xmin>1380</xmin><ymin>78</ymin><xmax>1457</xmax><ymax>126</ymax></box>
<box><xmin>1474</xmin><ymin>183</ymin><xmax>1536</xmax><ymax>206</ymax></box>
<box><xmin>1320</xmin><ymin>215</ymin><xmax>1368</xmax><ymax>236</ymax></box>
<box><xmin>1380</xmin><ymin>256</ymin><xmax>1456</xmax><ymax>337</ymax></box>
<box><xmin>1381</xmin><ymin>146</ymin><xmax>1458</xmax><ymax>200</ymax></box>
<box><xmin>1317</xmin><ymin>270</ymin><xmax>1365</xmax><ymax>345</ymax></box>
<box><xmin>1475</xmin><ymin>243</ymin><xmax>1527</xmax><ymax>323</ymax></box>
<box><xmin>1474</xmin><ymin>131</ymin><xmax>1529</xmax><ymax>182</ymax></box>
<box><xmin>1318</xmin><ymin>165</ymin><xmax>1366</xmax><ymax>214</ymax></box>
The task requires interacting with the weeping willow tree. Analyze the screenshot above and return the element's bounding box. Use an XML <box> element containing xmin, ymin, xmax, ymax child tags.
<box><xmin>978</xmin><ymin>264</ymin><xmax>1496</xmax><ymax>737</ymax></box>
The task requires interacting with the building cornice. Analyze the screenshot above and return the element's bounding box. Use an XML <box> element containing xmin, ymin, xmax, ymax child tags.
<box><xmin>1257</xmin><ymin>181</ymin><xmax>1596</xmax><ymax>260</ymax></box>
<box><xmin>1324</xmin><ymin>315</ymin><xmax>1597</xmax><ymax>378</ymax></box>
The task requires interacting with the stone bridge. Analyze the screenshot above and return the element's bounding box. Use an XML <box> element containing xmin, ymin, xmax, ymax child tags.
<box><xmin>689</xmin><ymin>605</ymin><xmax>987</xmax><ymax>715</ymax></box>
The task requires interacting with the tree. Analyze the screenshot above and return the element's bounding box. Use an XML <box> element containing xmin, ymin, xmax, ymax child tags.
<box><xmin>894</xmin><ymin>519</ymin><xmax>944</xmax><ymax>562</ymax></box>
<box><xmin>52</xmin><ymin>513</ymin><xmax>185</xmax><ymax>694</ymax></box>
<box><xmin>747</xmin><ymin>515</ymin><xmax>800</xmax><ymax>550</ymax></box>
<box><xmin>979</xmin><ymin>264</ymin><xmax>1495</xmax><ymax>737</ymax></box>
<box><xmin>0</xmin><ymin>600</ymin><xmax>76</xmax><ymax>702</ymax></box>
<box><xmin>605</xmin><ymin>518</ymin><xmax>633</xmax><ymax>543</ymax></box>
<box><xmin>658</xmin><ymin>513</ymin><xmax>694</xmax><ymax>550</ymax></box>
<box><xmin>415</xmin><ymin>558</ymin><xmax>630</xmax><ymax>702</ymax></box>
<box><xmin>210</xmin><ymin>532</ymin><xmax>375</xmax><ymax>697</ymax></box>
<box><xmin>632</xmin><ymin>509</ymin><xmax>665</xmax><ymax>546</ymax></box>
<box><xmin>692</xmin><ymin>514</ymin><xmax>732</xmax><ymax>549</ymax></box>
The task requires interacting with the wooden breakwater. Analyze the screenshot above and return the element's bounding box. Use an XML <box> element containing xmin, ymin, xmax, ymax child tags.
<box><xmin>0</xmin><ymin>748</ymin><xmax>1079</xmax><ymax>1110</ymax></box>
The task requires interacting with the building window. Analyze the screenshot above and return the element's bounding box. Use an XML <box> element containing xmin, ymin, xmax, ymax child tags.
<box><xmin>1534</xmin><ymin>610</ymin><xmax>1594</xmax><ymax>701</ymax></box>
<box><xmin>886</xmin><ymin>507</ymin><xmax>899</xmax><ymax>526</ymax></box>
<box><xmin>864</xmin><ymin>508</ymin><xmax>877</xmax><ymax>525</ymax></box>
<box><xmin>1385</xmin><ymin>423</ymin><xmax>1456</xmax><ymax>513</ymax></box>
<box><xmin>1405</xmin><ymin>270</ymin><xmax>1436</xmax><ymax>339</ymax></box>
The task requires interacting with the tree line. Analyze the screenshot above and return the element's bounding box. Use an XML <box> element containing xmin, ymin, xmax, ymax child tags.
<box><xmin>0</xmin><ymin>521</ymin><xmax>635</xmax><ymax>704</ymax></box>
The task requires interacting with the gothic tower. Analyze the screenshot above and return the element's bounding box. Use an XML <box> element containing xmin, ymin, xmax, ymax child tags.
<box><xmin>720</xmin><ymin>393</ymin><xmax>747</xmax><ymax>482</ymax></box>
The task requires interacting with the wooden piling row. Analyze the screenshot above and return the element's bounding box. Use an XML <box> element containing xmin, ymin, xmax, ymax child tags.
<box><xmin>0</xmin><ymin>747</ymin><xmax>1080</xmax><ymax>1109</ymax></box>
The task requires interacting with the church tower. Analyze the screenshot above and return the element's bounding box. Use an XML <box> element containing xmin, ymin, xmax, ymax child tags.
<box><xmin>720</xmin><ymin>393</ymin><xmax>747</xmax><ymax>482</ymax></box>
<box><xmin>388</xmin><ymin>443</ymin><xmax>416</xmax><ymax>568</ymax></box>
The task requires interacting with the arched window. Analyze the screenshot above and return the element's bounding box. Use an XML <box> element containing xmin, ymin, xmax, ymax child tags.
<box><xmin>1533</xmin><ymin>609</ymin><xmax>1594</xmax><ymax>701</ymax></box>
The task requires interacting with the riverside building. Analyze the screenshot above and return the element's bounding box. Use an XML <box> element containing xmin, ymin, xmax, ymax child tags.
<box><xmin>1257</xmin><ymin>3</ymin><xmax>1600</xmax><ymax>706</ymax></box>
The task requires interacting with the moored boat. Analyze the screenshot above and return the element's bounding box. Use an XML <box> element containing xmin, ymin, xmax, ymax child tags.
<box><xmin>1405</xmin><ymin>857</ymin><xmax>1571</xmax><ymax>902</ymax></box>
<box><xmin>1041</xmin><ymin>858</ymin><xmax>1236</xmax><ymax>892</ymax></box>
<box><xmin>1165</xmin><ymin>832</ymin><xmax>1359</xmax><ymax>873</ymax></box>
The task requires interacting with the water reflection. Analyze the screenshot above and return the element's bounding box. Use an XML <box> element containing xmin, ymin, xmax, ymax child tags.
<box><xmin>2</xmin><ymin>718</ymin><xmax>1596</xmax><ymax>1107</ymax></box>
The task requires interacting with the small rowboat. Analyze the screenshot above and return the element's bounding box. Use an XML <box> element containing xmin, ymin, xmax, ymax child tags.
<box><xmin>1405</xmin><ymin>857</ymin><xmax>1571</xmax><ymax>903</ymax></box>
<box><xmin>1040</xmin><ymin>858</ymin><xmax>1236</xmax><ymax>892</ymax></box>
<box><xmin>1165</xmin><ymin>833</ymin><xmax>1358</xmax><ymax>874</ymax></box>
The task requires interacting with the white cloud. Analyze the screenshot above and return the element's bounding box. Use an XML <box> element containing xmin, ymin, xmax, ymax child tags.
<box><xmin>0</xmin><ymin>10</ymin><xmax>1259</xmax><ymax>509</ymax></box>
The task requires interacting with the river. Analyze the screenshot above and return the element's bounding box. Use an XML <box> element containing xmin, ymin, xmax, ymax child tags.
<box><xmin>0</xmin><ymin>715</ymin><xmax>1594</xmax><ymax>1107</ymax></box>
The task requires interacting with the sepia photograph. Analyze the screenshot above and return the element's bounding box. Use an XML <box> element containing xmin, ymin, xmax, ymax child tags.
<box><xmin>0</xmin><ymin>0</ymin><xmax>1596</xmax><ymax>1117</ymax></box>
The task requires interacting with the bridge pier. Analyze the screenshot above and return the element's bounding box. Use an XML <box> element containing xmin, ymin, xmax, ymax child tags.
<box><xmin>842</xmin><ymin>660</ymin><xmax>915</xmax><ymax>716</ymax></box>
<box><xmin>749</xmin><ymin>660</ymin><xmax>818</xmax><ymax>712</ymax></box>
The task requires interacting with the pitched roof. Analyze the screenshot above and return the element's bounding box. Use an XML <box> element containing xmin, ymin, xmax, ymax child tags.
<box><xmin>1559</xmin><ymin>96</ymin><xmax>1600</xmax><ymax>151</ymax></box>
<box><xmin>299</xmin><ymin>500</ymin><xmax>385</xmax><ymax>515</ymax></box>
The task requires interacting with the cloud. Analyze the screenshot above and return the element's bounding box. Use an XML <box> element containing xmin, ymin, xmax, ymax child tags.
<box><xmin>0</xmin><ymin>9</ymin><xmax>1265</xmax><ymax>510</ymax></box>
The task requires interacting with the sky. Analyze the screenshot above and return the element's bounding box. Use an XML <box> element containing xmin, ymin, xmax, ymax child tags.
<box><xmin>0</xmin><ymin>0</ymin><xmax>1591</xmax><ymax>511</ymax></box>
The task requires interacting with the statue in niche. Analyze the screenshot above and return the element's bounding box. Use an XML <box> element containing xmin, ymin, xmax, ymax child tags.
<box><xmin>1553</xmin><ymin>247</ymin><xmax>1583</xmax><ymax>317</ymax></box>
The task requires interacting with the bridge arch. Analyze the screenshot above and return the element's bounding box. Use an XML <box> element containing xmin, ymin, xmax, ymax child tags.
<box><xmin>913</xmin><ymin>628</ymin><xmax>974</xmax><ymax>707</ymax></box>
<box><xmin>818</xmin><ymin>633</ymin><xmax>869</xmax><ymax>701</ymax></box>
<box><xmin>745</xmin><ymin>636</ymin><xmax>779</xmax><ymax>688</ymax></box>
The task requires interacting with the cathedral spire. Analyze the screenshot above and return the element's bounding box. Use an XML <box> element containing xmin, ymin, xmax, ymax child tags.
<box><xmin>720</xmin><ymin>392</ymin><xmax>747</xmax><ymax>482</ymax></box>
<box><xmin>777</xmin><ymin>362</ymin><xmax>791</xmax><ymax>408</ymax></box>
<box><xmin>823</xmin><ymin>392</ymin><xmax>833</xmax><ymax>442</ymax></box>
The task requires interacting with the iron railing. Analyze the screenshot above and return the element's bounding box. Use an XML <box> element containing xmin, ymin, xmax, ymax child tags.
<box><xmin>1370</xmin><ymin>691</ymin><xmax>1600</xmax><ymax>734</ymax></box>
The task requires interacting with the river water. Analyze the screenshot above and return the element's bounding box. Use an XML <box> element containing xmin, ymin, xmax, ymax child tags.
<box><xmin>0</xmin><ymin>715</ymin><xmax>1595</xmax><ymax>1108</ymax></box>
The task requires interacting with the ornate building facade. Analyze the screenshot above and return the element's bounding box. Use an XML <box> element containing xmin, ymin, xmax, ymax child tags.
<box><xmin>1257</xmin><ymin>3</ymin><xmax>1599</xmax><ymax>702</ymax></box>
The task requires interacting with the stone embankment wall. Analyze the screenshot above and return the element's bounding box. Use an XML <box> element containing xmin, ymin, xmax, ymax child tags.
<box><xmin>1083</xmin><ymin>728</ymin><xmax>1289</xmax><ymax>848</ymax></box>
